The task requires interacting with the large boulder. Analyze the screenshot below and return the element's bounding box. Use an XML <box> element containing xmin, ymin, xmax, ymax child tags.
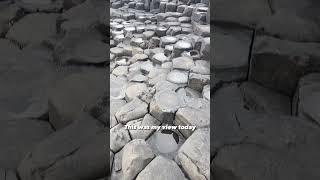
<box><xmin>6</xmin><ymin>13</ymin><xmax>58</xmax><ymax>47</ymax></box>
<box><xmin>60</xmin><ymin>0</ymin><xmax>105</xmax><ymax>34</ymax></box>
<box><xmin>0</xmin><ymin>118</ymin><xmax>53</xmax><ymax>169</ymax></box>
<box><xmin>0</xmin><ymin>42</ymin><xmax>56</xmax><ymax>119</ymax></box>
<box><xmin>135</xmin><ymin>156</ymin><xmax>186</xmax><ymax>180</ymax></box>
<box><xmin>176</xmin><ymin>128</ymin><xmax>210</xmax><ymax>180</ymax></box>
<box><xmin>48</xmin><ymin>70</ymin><xmax>107</xmax><ymax>129</ymax></box>
<box><xmin>249</xmin><ymin>35</ymin><xmax>320</xmax><ymax>96</ymax></box>
<box><xmin>18</xmin><ymin>115</ymin><xmax>107</xmax><ymax>180</ymax></box>
<box><xmin>122</xmin><ymin>139</ymin><xmax>155</xmax><ymax>180</ymax></box>
<box><xmin>53</xmin><ymin>31</ymin><xmax>108</xmax><ymax>65</ymax></box>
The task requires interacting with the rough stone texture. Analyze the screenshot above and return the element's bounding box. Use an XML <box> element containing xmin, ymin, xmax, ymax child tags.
<box><xmin>249</xmin><ymin>35</ymin><xmax>320</xmax><ymax>96</ymax></box>
<box><xmin>0</xmin><ymin>118</ymin><xmax>53</xmax><ymax>169</ymax></box>
<box><xmin>110</xmin><ymin>123</ymin><xmax>131</xmax><ymax>153</ymax></box>
<box><xmin>150</xmin><ymin>90</ymin><xmax>182</xmax><ymax>123</ymax></box>
<box><xmin>122</xmin><ymin>139</ymin><xmax>155</xmax><ymax>180</ymax></box>
<box><xmin>0</xmin><ymin>0</ymin><xmax>109</xmax><ymax>180</ymax></box>
<box><xmin>176</xmin><ymin>128</ymin><xmax>210</xmax><ymax>180</ymax></box>
<box><xmin>174</xmin><ymin>107</ymin><xmax>210</xmax><ymax>138</ymax></box>
<box><xmin>48</xmin><ymin>71</ymin><xmax>107</xmax><ymax>129</ymax></box>
<box><xmin>135</xmin><ymin>156</ymin><xmax>186</xmax><ymax>180</ymax></box>
<box><xmin>6</xmin><ymin>13</ymin><xmax>58</xmax><ymax>47</ymax></box>
<box><xmin>18</xmin><ymin>116</ymin><xmax>107</xmax><ymax>180</ymax></box>
<box><xmin>115</xmin><ymin>98</ymin><xmax>148</xmax><ymax>123</ymax></box>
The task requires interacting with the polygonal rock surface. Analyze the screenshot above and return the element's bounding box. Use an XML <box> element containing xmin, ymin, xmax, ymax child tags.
<box><xmin>172</xmin><ymin>56</ymin><xmax>195</xmax><ymax>71</ymax></box>
<box><xmin>167</xmin><ymin>70</ymin><xmax>189</xmax><ymax>85</ymax></box>
<box><xmin>240</xmin><ymin>82</ymin><xmax>291</xmax><ymax>115</ymax></box>
<box><xmin>6</xmin><ymin>13</ymin><xmax>58</xmax><ymax>47</ymax></box>
<box><xmin>54</xmin><ymin>32</ymin><xmax>108</xmax><ymax>65</ymax></box>
<box><xmin>188</xmin><ymin>73</ymin><xmax>210</xmax><ymax>92</ymax></box>
<box><xmin>150</xmin><ymin>90</ymin><xmax>182</xmax><ymax>123</ymax></box>
<box><xmin>125</xmin><ymin>83</ymin><xmax>148</xmax><ymax>101</ymax></box>
<box><xmin>17</xmin><ymin>116</ymin><xmax>105</xmax><ymax>180</ymax></box>
<box><xmin>115</xmin><ymin>98</ymin><xmax>148</xmax><ymax>123</ymax></box>
<box><xmin>122</xmin><ymin>139</ymin><xmax>155</xmax><ymax>180</ymax></box>
<box><xmin>250</xmin><ymin>35</ymin><xmax>320</xmax><ymax>96</ymax></box>
<box><xmin>176</xmin><ymin>128</ymin><xmax>210</xmax><ymax>180</ymax></box>
<box><xmin>48</xmin><ymin>70</ymin><xmax>107</xmax><ymax>129</ymax></box>
<box><xmin>60</xmin><ymin>0</ymin><xmax>105</xmax><ymax>33</ymax></box>
<box><xmin>135</xmin><ymin>156</ymin><xmax>186</xmax><ymax>180</ymax></box>
<box><xmin>174</xmin><ymin>107</ymin><xmax>210</xmax><ymax>137</ymax></box>
<box><xmin>110</xmin><ymin>124</ymin><xmax>131</xmax><ymax>153</ymax></box>
<box><xmin>0</xmin><ymin>118</ymin><xmax>53</xmax><ymax>169</ymax></box>
<box><xmin>127</xmin><ymin>114</ymin><xmax>161</xmax><ymax>140</ymax></box>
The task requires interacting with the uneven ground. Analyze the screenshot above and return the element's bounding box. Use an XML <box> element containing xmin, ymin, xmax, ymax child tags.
<box><xmin>0</xmin><ymin>0</ymin><xmax>108</xmax><ymax>179</ymax></box>
<box><xmin>110</xmin><ymin>0</ymin><xmax>210</xmax><ymax>179</ymax></box>
<box><xmin>213</xmin><ymin>0</ymin><xmax>320</xmax><ymax>179</ymax></box>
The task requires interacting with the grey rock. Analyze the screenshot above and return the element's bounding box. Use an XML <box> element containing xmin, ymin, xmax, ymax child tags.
<box><xmin>202</xmin><ymin>85</ymin><xmax>210</xmax><ymax>100</ymax></box>
<box><xmin>152</xmin><ymin>52</ymin><xmax>170</xmax><ymax>64</ymax></box>
<box><xmin>122</xmin><ymin>139</ymin><xmax>155</xmax><ymax>180</ymax></box>
<box><xmin>136</xmin><ymin>156</ymin><xmax>186</xmax><ymax>180</ymax></box>
<box><xmin>191</xmin><ymin>60</ymin><xmax>210</xmax><ymax>75</ymax></box>
<box><xmin>150</xmin><ymin>90</ymin><xmax>182</xmax><ymax>123</ymax></box>
<box><xmin>0</xmin><ymin>118</ymin><xmax>53</xmax><ymax>169</ymax></box>
<box><xmin>18</xmin><ymin>116</ymin><xmax>105</xmax><ymax>180</ymax></box>
<box><xmin>176</xmin><ymin>128</ymin><xmax>210</xmax><ymax>180</ymax></box>
<box><xmin>172</xmin><ymin>56</ymin><xmax>195</xmax><ymax>71</ymax></box>
<box><xmin>250</xmin><ymin>35</ymin><xmax>320</xmax><ymax>96</ymax></box>
<box><xmin>110</xmin><ymin>124</ymin><xmax>131</xmax><ymax>153</ymax></box>
<box><xmin>125</xmin><ymin>83</ymin><xmax>148</xmax><ymax>101</ymax></box>
<box><xmin>6</xmin><ymin>13</ymin><xmax>58</xmax><ymax>47</ymax></box>
<box><xmin>48</xmin><ymin>71</ymin><xmax>106</xmax><ymax>129</ymax></box>
<box><xmin>127</xmin><ymin>114</ymin><xmax>161</xmax><ymax>140</ymax></box>
<box><xmin>188</xmin><ymin>73</ymin><xmax>210</xmax><ymax>92</ymax></box>
<box><xmin>167</xmin><ymin>70</ymin><xmax>189</xmax><ymax>85</ymax></box>
<box><xmin>240</xmin><ymin>82</ymin><xmax>291</xmax><ymax>115</ymax></box>
<box><xmin>115</xmin><ymin>98</ymin><xmax>148</xmax><ymax>123</ymax></box>
<box><xmin>174</xmin><ymin>107</ymin><xmax>210</xmax><ymax>137</ymax></box>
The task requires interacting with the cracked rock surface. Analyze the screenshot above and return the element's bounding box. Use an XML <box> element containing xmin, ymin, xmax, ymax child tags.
<box><xmin>110</xmin><ymin>0</ymin><xmax>210</xmax><ymax>179</ymax></box>
<box><xmin>0</xmin><ymin>0</ymin><xmax>108</xmax><ymax>179</ymax></box>
<box><xmin>213</xmin><ymin>0</ymin><xmax>320</xmax><ymax>179</ymax></box>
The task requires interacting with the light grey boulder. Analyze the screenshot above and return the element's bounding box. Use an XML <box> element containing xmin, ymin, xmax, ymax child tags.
<box><xmin>115</xmin><ymin>98</ymin><xmax>148</xmax><ymax>123</ymax></box>
<box><xmin>172</xmin><ymin>56</ymin><xmax>195</xmax><ymax>71</ymax></box>
<box><xmin>174</xmin><ymin>107</ymin><xmax>210</xmax><ymax>137</ymax></box>
<box><xmin>127</xmin><ymin>114</ymin><xmax>161</xmax><ymax>140</ymax></box>
<box><xmin>176</xmin><ymin>128</ymin><xmax>210</xmax><ymax>180</ymax></box>
<box><xmin>125</xmin><ymin>83</ymin><xmax>148</xmax><ymax>102</ymax></box>
<box><xmin>167</xmin><ymin>70</ymin><xmax>189</xmax><ymax>85</ymax></box>
<box><xmin>110</xmin><ymin>124</ymin><xmax>131</xmax><ymax>153</ymax></box>
<box><xmin>150</xmin><ymin>90</ymin><xmax>182</xmax><ymax>123</ymax></box>
<box><xmin>122</xmin><ymin>139</ymin><xmax>155</xmax><ymax>180</ymax></box>
<box><xmin>135</xmin><ymin>156</ymin><xmax>186</xmax><ymax>180</ymax></box>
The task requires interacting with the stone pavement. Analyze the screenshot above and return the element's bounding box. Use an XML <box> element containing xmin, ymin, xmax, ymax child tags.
<box><xmin>213</xmin><ymin>0</ymin><xmax>320</xmax><ymax>179</ymax></box>
<box><xmin>110</xmin><ymin>0</ymin><xmax>210</xmax><ymax>179</ymax></box>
